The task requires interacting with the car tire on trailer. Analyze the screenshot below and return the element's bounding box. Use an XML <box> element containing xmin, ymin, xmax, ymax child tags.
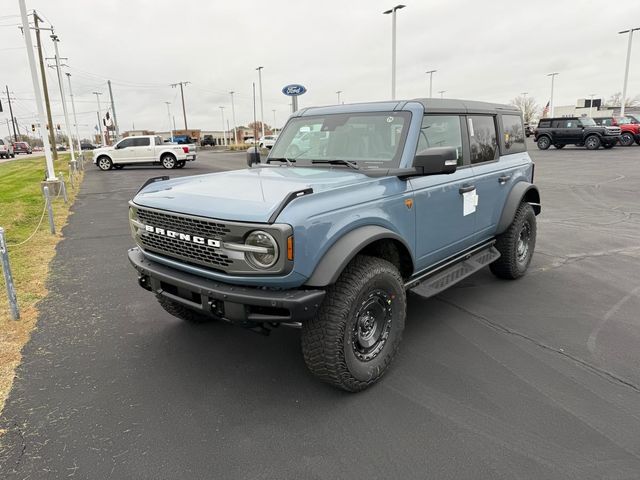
<box><xmin>536</xmin><ymin>136</ymin><xmax>551</xmax><ymax>150</ymax></box>
<box><xmin>97</xmin><ymin>156</ymin><xmax>113</xmax><ymax>171</ymax></box>
<box><xmin>585</xmin><ymin>135</ymin><xmax>601</xmax><ymax>150</ymax></box>
<box><xmin>619</xmin><ymin>132</ymin><xmax>634</xmax><ymax>146</ymax></box>
<box><xmin>490</xmin><ymin>202</ymin><xmax>537</xmax><ymax>280</ymax></box>
<box><xmin>155</xmin><ymin>294</ymin><xmax>214</xmax><ymax>324</ymax></box>
<box><xmin>301</xmin><ymin>255</ymin><xmax>406</xmax><ymax>392</ymax></box>
<box><xmin>161</xmin><ymin>154</ymin><xmax>177</xmax><ymax>169</ymax></box>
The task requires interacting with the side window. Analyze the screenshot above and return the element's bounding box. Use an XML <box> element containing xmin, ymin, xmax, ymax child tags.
<box><xmin>538</xmin><ymin>120</ymin><xmax>551</xmax><ymax>128</ymax></box>
<box><xmin>133</xmin><ymin>137</ymin><xmax>150</xmax><ymax>147</ymax></box>
<box><xmin>117</xmin><ymin>138</ymin><xmax>134</xmax><ymax>148</ymax></box>
<box><xmin>565</xmin><ymin>120</ymin><xmax>579</xmax><ymax>128</ymax></box>
<box><xmin>502</xmin><ymin>115</ymin><xmax>526</xmax><ymax>154</ymax></box>
<box><xmin>551</xmin><ymin>120</ymin><xmax>563</xmax><ymax>128</ymax></box>
<box><xmin>468</xmin><ymin>116</ymin><xmax>498</xmax><ymax>164</ymax></box>
<box><xmin>417</xmin><ymin>115</ymin><xmax>463</xmax><ymax>165</ymax></box>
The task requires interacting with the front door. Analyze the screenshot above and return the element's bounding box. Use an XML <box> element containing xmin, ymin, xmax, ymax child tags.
<box><xmin>410</xmin><ymin>114</ymin><xmax>477</xmax><ymax>271</ymax></box>
<box><xmin>111</xmin><ymin>138</ymin><xmax>135</xmax><ymax>163</ymax></box>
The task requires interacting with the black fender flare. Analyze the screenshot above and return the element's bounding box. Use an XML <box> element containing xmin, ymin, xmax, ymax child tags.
<box><xmin>305</xmin><ymin>225</ymin><xmax>412</xmax><ymax>287</ymax></box>
<box><xmin>496</xmin><ymin>182</ymin><xmax>541</xmax><ymax>235</ymax></box>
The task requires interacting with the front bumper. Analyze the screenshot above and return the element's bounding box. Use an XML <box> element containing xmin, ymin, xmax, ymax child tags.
<box><xmin>128</xmin><ymin>247</ymin><xmax>324</xmax><ymax>323</ymax></box>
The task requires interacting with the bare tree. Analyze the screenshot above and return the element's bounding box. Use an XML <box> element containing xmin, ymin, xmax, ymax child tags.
<box><xmin>606</xmin><ymin>92</ymin><xmax>640</xmax><ymax>108</ymax></box>
<box><xmin>510</xmin><ymin>95</ymin><xmax>539</xmax><ymax>123</ymax></box>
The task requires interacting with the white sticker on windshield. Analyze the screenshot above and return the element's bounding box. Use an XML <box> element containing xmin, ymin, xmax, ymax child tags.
<box><xmin>386</xmin><ymin>116</ymin><xmax>394</xmax><ymax>123</ymax></box>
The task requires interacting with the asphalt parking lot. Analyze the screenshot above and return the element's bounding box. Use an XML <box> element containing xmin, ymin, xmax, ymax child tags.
<box><xmin>1</xmin><ymin>144</ymin><xmax>640</xmax><ymax>479</ymax></box>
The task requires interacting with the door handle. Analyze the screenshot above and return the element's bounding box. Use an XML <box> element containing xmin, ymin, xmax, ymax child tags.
<box><xmin>498</xmin><ymin>175</ymin><xmax>511</xmax><ymax>184</ymax></box>
<box><xmin>459</xmin><ymin>184</ymin><xmax>475</xmax><ymax>194</ymax></box>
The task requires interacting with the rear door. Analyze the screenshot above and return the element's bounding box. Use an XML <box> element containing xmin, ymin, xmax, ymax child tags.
<box><xmin>131</xmin><ymin>137</ymin><xmax>154</xmax><ymax>162</ymax></box>
<box><xmin>410</xmin><ymin>114</ymin><xmax>478</xmax><ymax>270</ymax></box>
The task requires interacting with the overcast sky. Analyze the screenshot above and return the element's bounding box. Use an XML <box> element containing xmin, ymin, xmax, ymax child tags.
<box><xmin>1</xmin><ymin>0</ymin><xmax>639</xmax><ymax>139</ymax></box>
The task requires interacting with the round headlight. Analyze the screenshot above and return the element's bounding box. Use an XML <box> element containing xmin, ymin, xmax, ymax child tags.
<box><xmin>245</xmin><ymin>230</ymin><xmax>279</xmax><ymax>269</ymax></box>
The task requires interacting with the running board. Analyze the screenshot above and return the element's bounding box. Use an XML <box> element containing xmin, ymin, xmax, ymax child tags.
<box><xmin>407</xmin><ymin>245</ymin><xmax>500</xmax><ymax>298</ymax></box>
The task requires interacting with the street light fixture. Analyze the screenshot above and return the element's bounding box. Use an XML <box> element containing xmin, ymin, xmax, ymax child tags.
<box><xmin>618</xmin><ymin>27</ymin><xmax>640</xmax><ymax>117</ymax></box>
<box><xmin>426</xmin><ymin>69</ymin><xmax>436</xmax><ymax>98</ymax></box>
<box><xmin>521</xmin><ymin>92</ymin><xmax>528</xmax><ymax>119</ymax></box>
<box><xmin>256</xmin><ymin>66</ymin><xmax>265</xmax><ymax>139</ymax></box>
<box><xmin>383</xmin><ymin>4</ymin><xmax>406</xmax><ymax>100</ymax></box>
<box><xmin>547</xmin><ymin>72</ymin><xmax>559</xmax><ymax>117</ymax></box>
<box><xmin>219</xmin><ymin>106</ymin><xmax>226</xmax><ymax>146</ymax></box>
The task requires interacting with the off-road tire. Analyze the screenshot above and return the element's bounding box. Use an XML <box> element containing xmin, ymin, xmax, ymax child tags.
<box><xmin>490</xmin><ymin>202</ymin><xmax>537</xmax><ymax>280</ymax></box>
<box><xmin>585</xmin><ymin>135</ymin><xmax>601</xmax><ymax>150</ymax></box>
<box><xmin>619</xmin><ymin>132</ymin><xmax>634</xmax><ymax>147</ymax></box>
<box><xmin>155</xmin><ymin>294</ymin><xmax>213</xmax><ymax>324</ymax></box>
<box><xmin>553</xmin><ymin>144</ymin><xmax>565</xmax><ymax>149</ymax></box>
<box><xmin>301</xmin><ymin>255</ymin><xmax>406</xmax><ymax>392</ymax></box>
<box><xmin>161</xmin><ymin>154</ymin><xmax>177</xmax><ymax>169</ymax></box>
<box><xmin>97</xmin><ymin>156</ymin><xmax>113</xmax><ymax>171</ymax></box>
<box><xmin>537</xmin><ymin>136</ymin><xmax>551</xmax><ymax>150</ymax></box>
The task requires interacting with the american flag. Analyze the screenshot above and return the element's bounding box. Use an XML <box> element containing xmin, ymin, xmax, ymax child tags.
<box><xmin>542</xmin><ymin>101</ymin><xmax>550</xmax><ymax>118</ymax></box>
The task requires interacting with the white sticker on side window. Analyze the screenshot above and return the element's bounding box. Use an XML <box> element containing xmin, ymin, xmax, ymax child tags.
<box><xmin>468</xmin><ymin>118</ymin><xmax>474</xmax><ymax>137</ymax></box>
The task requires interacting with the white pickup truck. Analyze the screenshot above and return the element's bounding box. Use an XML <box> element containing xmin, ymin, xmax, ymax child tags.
<box><xmin>93</xmin><ymin>135</ymin><xmax>196</xmax><ymax>171</ymax></box>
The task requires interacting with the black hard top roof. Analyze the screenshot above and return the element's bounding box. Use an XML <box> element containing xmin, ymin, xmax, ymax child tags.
<box><xmin>410</xmin><ymin>98</ymin><xmax>521</xmax><ymax>115</ymax></box>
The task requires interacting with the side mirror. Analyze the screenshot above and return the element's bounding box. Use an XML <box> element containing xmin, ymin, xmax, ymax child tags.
<box><xmin>413</xmin><ymin>147</ymin><xmax>458</xmax><ymax>175</ymax></box>
<box><xmin>246</xmin><ymin>146</ymin><xmax>260</xmax><ymax>167</ymax></box>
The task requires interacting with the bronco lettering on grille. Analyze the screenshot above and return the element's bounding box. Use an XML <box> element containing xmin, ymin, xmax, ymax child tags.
<box><xmin>144</xmin><ymin>224</ymin><xmax>221</xmax><ymax>248</ymax></box>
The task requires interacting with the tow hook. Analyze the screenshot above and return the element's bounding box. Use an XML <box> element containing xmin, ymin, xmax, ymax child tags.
<box><xmin>138</xmin><ymin>275</ymin><xmax>152</xmax><ymax>291</ymax></box>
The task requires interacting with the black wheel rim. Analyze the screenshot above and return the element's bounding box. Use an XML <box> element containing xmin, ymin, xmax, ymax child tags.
<box><xmin>516</xmin><ymin>221</ymin><xmax>531</xmax><ymax>264</ymax></box>
<box><xmin>587</xmin><ymin>138</ymin><xmax>597</xmax><ymax>148</ymax></box>
<box><xmin>351</xmin><ymin>289</ymin><xmax>393</xmax><ymax>362</ymax></box>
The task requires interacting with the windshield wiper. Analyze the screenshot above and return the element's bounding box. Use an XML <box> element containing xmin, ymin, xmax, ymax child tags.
<box><xmin>312</xmin><ymin>159</ymin><xmax>360</xmax><ymax>170</ymax></box>
<box><xmin>268</xmin><ymin>157</ymin><xmax>294</xmax><ymax>167</ymax></box>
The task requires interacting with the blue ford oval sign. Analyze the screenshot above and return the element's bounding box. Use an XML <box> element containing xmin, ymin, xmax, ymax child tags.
<box><xmin>282</xmin><ymin>84</ymin><xmax>307</xmax><ymax>96</ymax></box>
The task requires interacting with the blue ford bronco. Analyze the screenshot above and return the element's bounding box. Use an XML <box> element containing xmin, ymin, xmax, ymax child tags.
<box><xmin>128</xmin><ymin>99</ymin><xmax>541</xmax><ymax>391</ymax></box>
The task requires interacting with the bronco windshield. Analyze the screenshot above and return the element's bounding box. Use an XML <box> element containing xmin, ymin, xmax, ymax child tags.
<box><xmin>269</xmin><ymin>112</ymin><xmax>411</xmax><ymax>167</ymax></box>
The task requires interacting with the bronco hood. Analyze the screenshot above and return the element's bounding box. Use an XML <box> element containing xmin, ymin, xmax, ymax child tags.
<box><xmin>133</xmin><ymin>167</ymin><xmax>373</xmax><ymax>223</ymax></box>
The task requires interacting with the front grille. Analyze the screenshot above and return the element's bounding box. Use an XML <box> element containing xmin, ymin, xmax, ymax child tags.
<box><xmin>135</xmin><ymin>207</ymin><xmax>233</xmax><ymax>272</ymax></box>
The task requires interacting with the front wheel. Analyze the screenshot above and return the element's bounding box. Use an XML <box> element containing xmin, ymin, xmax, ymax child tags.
<box><xmin>301</xmin><ymin>255</ymin><xmax>406</xmax><ymax>392</ymax></box>
<box><xmin>585</xmin><ymin>135</ymin><xmax>601</xmax><ymax>150</ymax></box>
<box><xmin>536</xmin><ymin>136</ymin><xmax>551</xmax><ymax>150</ymax></box>
<box><xmin>97</xmin><ymin>156</ymin><xmax>113</xmax><ymax>171</ymax></box>
<box><xmin>490</xmin><ymin>202</ymin><xmax>537</xmax><ymax>280</ymax></box>
<box><xmin>619</xmin><ymin>132</ymin><xmax>634</xmax><ymax>146</ymax></box>
<box><xmin>161</xmin><ymin>154</ymin><xmax>177</xmax><ymax>169</ymax></box>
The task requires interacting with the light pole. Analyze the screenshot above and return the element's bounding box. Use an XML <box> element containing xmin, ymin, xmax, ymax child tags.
<box><xmin>547</xmin><ymin>72</ymin><xmax>559</xmax><ymax>117</ymax></box>
<box><xmin>229</xmin><ymin>91</ymin><xmax>237</xmax><ymax>145</ymax></box>
<box><xmin>383</xmin><ymin>4</ymin><xmax>406</xmax><ymax>100</ymax></box>
<box><xmin>521</xmin><ymin>92</ymin><xmax>528</xmax><ymax>119</ymax></box>
<box><xmin>619</xmin><ymin>28</ymin><xmax>639</xmax><ymax>117</ymax></box>
<box><xmin>438</xmin><ymin>90</ymin><xmax>446</xmax><ymax>99</ymax></box>
<box><xmin>50</xmin><ymin>34</ymin><xmax>76</xmax><ymax>166</ymax></box>
<box><xmin>256</xmin><ymin>66</ymin><xmax>265</xmax><ymax>139</ymax></box>
<box><xmin>92</xmin><ymin>91</ymin><xmax>106</xmax><ymax>146</ymax></box>
<box><xmin>170</xmin><ymin>81</ymin><xmax>190</xmax><ymax>130</ymax></box>
<box><xmin>272</xmin><ymin>109</ymin><xmax>277</xmax><ymax>135</ymax></box>
<box><xmin>336</xmin><ymin>90</ymin><xmax>342</xmax><ymax>104</ymax></box>
<box><xmin>65</xmin><ymin>73</ymin><xmax>83</xmax><ymax>162</ymax></box>
<box><xmin>589</xmin><ymin>93</ymin><xmax>596</xmax><ymax>117</ymax></box>
<box><xmin>219</xmin><ymin>106</ymin><xmax>227</xmax><ymax>146</ymax></box>
<box><xmin>426</xmin><ymin>69</ymin><xmax>436</xmax><ymax>98</ymax></box>
<box><xmin>164</xmin><ymin>102</ymin><xmax>173</xmax><ymax>142</ymax></box>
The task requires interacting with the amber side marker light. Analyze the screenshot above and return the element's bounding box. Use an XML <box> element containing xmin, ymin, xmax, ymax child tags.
<box><xmin>287</xmin><ymin>236</ymin><xmax>294</xmax><ymax>261</ymax></box>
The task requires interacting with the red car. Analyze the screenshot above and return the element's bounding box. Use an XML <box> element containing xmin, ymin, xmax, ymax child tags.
<box><xmin>13</xmin><ymin>141</ymin><xmax>33</xmax><ymax>154</ymax></box>
<box><xmin>594</xmin><ymin>117</ymin><xmax>640</xmax><ymax>146</ymax></box>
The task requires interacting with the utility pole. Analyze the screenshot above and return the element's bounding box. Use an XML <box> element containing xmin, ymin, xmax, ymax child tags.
<box><xmin>65</xmin><ymin>73</ymin><xmax>83</xmax><ymax>161</ymax></box>
<box><xmin>14</xmin><ymin>117</ymin><xmax>21</xmax><ymax>137</ymax></box>
<box><xmin>93</xmin><ymin>92</ymin><xmax>105</xmax><ymax>145</ymax></box>
<box><xmin>256</xmin><ymin>67</ymin><xmax>265</xmax><ymax>139</ymax></box>
<box><xmin>170</xmin><ymin>81</ymin><xmax>190</xmax><ymax>130</ymax></box>
<box><xmin>426</xmin><ymin>70</ymin><xmax>436</xmax><ymax>98</ymax></box>
<box><xmin>33</xmin><ymin>10</ymin><xmax>57</xmax><ymax>161</ymax></box>
<box><xmin>547</xmin><ymin>72</ymin><xmax>559</xmax><ymax>117</ymax></box>
<box><xmin>5</xmin><ymin>86</ymin><xmax>17</xmax><ymax>141</ymax></box>
<box><xmin>50</xmin><ymin>34</ymin><xmax>76</xmax><ymax>167</ymax></box>
<box><xmin>383</xmin><ymin>5</ymin><xmax>406</xmax><ymax>100</ymax></box>
<box><xmin>164</xmin><ymin>102</ymin><xmax>173</xmax><ymax>142</ymax></box>
<box><xmin>229</xmin><ymin>91</ymin><xmax>237</xmax><ymax>145</ymax></box>
<box><xmin>619</xmin><ymin>28</ymin><xmax>639</xmax><ymax>117</ymax></box>
<box><xmin>219</xmin><ymin>106</ymin><xmax>226</xmax><ymax>146</ymax></box>
<box><xmin>336</xmin><ymin>90</ymin><xmax>342</xmax><ymax>104</ymax></box>
<box><xmin>272</xmin><ymin>109</ymin><xmax>277</xmax><ymax>134</ymax></box>
<box><xmin>107</xmin><ymin>80</ymin><xmax>120</xmax><ymax>140</ymax></box>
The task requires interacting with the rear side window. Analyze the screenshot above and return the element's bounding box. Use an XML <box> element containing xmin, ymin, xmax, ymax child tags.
<box><xmin>133</xmin><ymin>137</ymin><xmax>150</xmax><ymax>147</ymax></box>
<box><xmin>501</xmin><ymin>115</ymin><xmax>526</xmax><ymax>154</ymax></box>
<box><xmin>468</xmin><ymin>116</ymin><xmax>498</xmax><ymax>164</ymax></box>
<box><xmin>417</xmin><ymin>115</ymin><xmax>463</xmax><ymax>165</ymax></box>
<box><xmin>538</xmin><ymin>120</ymin><xmax>551</xmax><ymax>128</ymax></box>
